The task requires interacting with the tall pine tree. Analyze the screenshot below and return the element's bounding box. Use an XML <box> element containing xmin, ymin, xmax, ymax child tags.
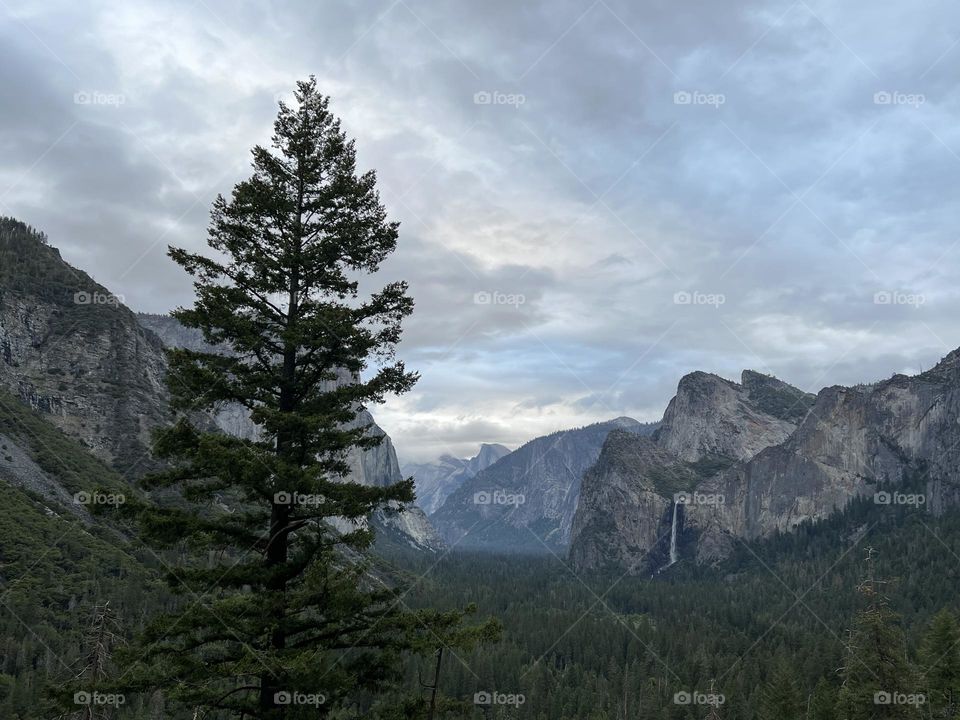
<box><xmin>809</xmin><ymin>678</ymin><xmax>838</xmax><ymax>720</ymax></box>
<box><xmin>759</xmin><ymin>659</ymin><xmax>804</xmax><ymax>720</ymax></box>
<box><xmin>837</xmin><ymin>549</ymin><xmax>921</xmax><ymax>720</ymax></box>
<box><xmin>920</xmin><ymin>608</ymin><xmax>960</xmax><ymax>718</ymax></box>
<box><xmin>119</xmin><ymin>78</ymin><xmax>495</xmax><ymax>718</ymax></box>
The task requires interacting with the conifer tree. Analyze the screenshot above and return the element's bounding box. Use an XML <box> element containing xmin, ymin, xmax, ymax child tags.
<box><xmin>702</xmin><ymin>680</ymin><xmax>723</xmax><ymax>720</ymax></box>
<box><xmin>837</xmin><ymin>549</ymin><xmax>921</xmax><ymax>720</ymax></box>
<box><xmin>920</xmin><ymin>608</ymin><xmax>960</xmax><ymax>718</ymax></box>
<box><xmin>759</xmin><ymin>660</ymin><xmax>803</xmax><ymax>720</ymax></box>
<box><xmin>118</xmin><ymin>77</ymin><xmax>496</xmax><ymax>718</ymax></box>
<box><xmin>51</xmin><ymin>602</ymin><xmax>123</xmax><ymax>720</ymax></box>
<box><xmin>809</xmin><ymin>678</ymin><xmax>837</xmax><ymax>720</ymax></box>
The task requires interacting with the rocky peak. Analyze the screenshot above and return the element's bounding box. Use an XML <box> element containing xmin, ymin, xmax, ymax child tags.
<box><xmin>467</xmin><ymin>443</ymin><xmax>511</xmax><ymax>473</ymax></box>
<box><xmin>572</xmin><ymin>348</ymin><xmax>960</xmax><ymax>574</ymax></box>
<box><xmin>429</xmin><ymin>418</ymin><xmax>655</xmax><ymax>552</ymax></box>
<box><xmin>918</xmin><ymin>348</ymin><xmax>960</xmax><ymax>384</ymax></box>
<box><xmin>570</xmin><ymin>368</ymin><xmax>812</xmax><ymax>574</ymax></box>
<box><xmin>0</xmin><ymin>220</ymin><xmax>169</xmax><ymax>471</ymax></box>
<box><xmin>654</xmin><ymin>370</ymin><xmax>806</xmax><ymax>463</ymax></box>
<box><xmin>406</xmin><ymin>443</ymin><xmax>511</xmax><ymax>516</ymax></box>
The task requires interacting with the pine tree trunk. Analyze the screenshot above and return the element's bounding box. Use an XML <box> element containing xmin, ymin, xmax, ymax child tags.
<box><xmin>260</xmin><ymin>214</ymin><xmax>303</xmax><ymax>710</ymax></box>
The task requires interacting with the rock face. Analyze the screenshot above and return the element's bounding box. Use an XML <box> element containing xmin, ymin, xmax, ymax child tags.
<box><xmin>571</xmin><ymin>354</ymin><xmax>960</xmax><ymax>573</ymax></box>
<box><xmin>137</xmin><ymin>313</ymin><xmax>444</xmax><ymax>552</ymax></box>
<box><xmin>568</xmin><ymin>431</ymin><xmax>677</xmax><ymax>573</ymax></box>
<box><xmin>403</xmin><ymin>443</ymin><xmax>511</xmax><ymax>515</ymax></box>
<box><xmin>687</xmin><ymin>354</ymin><xmax>960</xmax><ymax>562</ymax></box>
<box><xmin>0</xmin><ymin>219</ymin><xmax>441</xmax><ymax>552</ymax></box>
<box><xmin>655</xmin><ymin>370</ymin><xmax>807</xmax><ymax>462</ymax></box>
<box><xmin>137</xmin><ymin>313</ymin><xmax>260</xmax><ymax>440</ymax></box>
<box><xmin>0</xmin><ymin>219</ymin><xmax>170</xmax><ymax>472</ymax></box>
<box><xmin>430</xmin><ymin>418</ymin><xmax>656</xmax><ymax>553</ymax></box>
<box><xmin>569</xmin><ymin>370</ymin><xmax>815</xmax><ymax>573</ymax></box>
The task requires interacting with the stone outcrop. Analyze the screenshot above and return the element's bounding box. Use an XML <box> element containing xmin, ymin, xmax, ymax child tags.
<box><xmin>0</xmin><ymin>219</ymin><xmax>170</xmax><ymax>473</ymax></box>
<box><xmin>654</xmin><ymin>370</ymin><xmax>811</xmax><ymax>462</ymax></box>
<box><xmin>403</xmin><ymin>443</ymin><xmax>511</xmax><ymax>515</ymax></box>
<box><xmin>136</xmin><ymin>313</ymin><xmax>444</xmax><ymax>552</ymax></box>
<box><xmin>687</xmin><ymin>354</ymin><xmax>960</xmax><ymax>562</ymax></box>
<box><xmin>430</xmin><ymin>417</ymin><xmax>656</xmax><ymax>552</ymax></box>
<box><xmin>569</xmin><ymin>370</ymin><xmax>815</xmax><ymax>573</ymax></box>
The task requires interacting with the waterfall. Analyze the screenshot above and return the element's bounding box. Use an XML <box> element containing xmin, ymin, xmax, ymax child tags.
<box><xmin>656</xmin><ymin>500</ymin><xmax>680</xmax><ymax>575</ymax></box>
<box><xmin>668</xmin><ymin>500</ymin><xmax>679</xmax><ymax>566</ymax></box>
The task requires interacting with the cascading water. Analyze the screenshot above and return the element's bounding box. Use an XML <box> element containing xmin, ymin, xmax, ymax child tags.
<box><xmin>668</xmin><ymin>500</ymin><xmax>679</xmax><ymax>566</ymax></box>
<box><xmin>656</xmin><ymin>500</ymin><xmax>680</xmax><ymax>574</ymax></box>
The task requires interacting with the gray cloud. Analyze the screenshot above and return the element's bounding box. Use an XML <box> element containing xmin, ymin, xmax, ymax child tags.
<box><xmin>2</xmin><ymin>0</ymin><xmax>960</xmax><ymax>462</ymax></box>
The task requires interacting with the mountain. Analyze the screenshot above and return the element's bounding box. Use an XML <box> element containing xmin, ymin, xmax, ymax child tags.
<box><xmin>0</xmin><ymin>381</ymin><xmax>159</xmax><ymax>704</ymax></box>
<box><xmin>655</xmin><ymin>369</ymin><xmax>810</xmax><ymax>462</ymax></box>
<box><xmin>403</xmin><ymin>443</ymin><xmax>510</xmax><ymax>514</ymax></box>
<box><xmin>137</xmin><ymin>313</ymin><xmax>444</xmax><ymax>552</ymax></box>
<box><xmin>569</xmin><ymin>370</ymin><xmax>815</xmax><ymax>573</ymax></box>
<box><xmin>0</xmin><ymin>218</ymin><xmax>446</xmax><ymax>716</ymax></box>
<box><xmin>430</xmin><ymin>417</ymin><xmax>656</xmax><ymax>553</ymax></box>
<box><xmin>688</xmin><ymin>351</ymin><xmax>960</xmax><ymax>562</ymax></box>
<box><xmin>570</xmin><ymin>355</ymin><xmax>960</xmax><ymax>574</ymax></box>
<box><xmin>0</xmin><ymin>218</ymin><xmax>170</xmax><ymax>472</ymax></box>
<box><xmin>0</xmin><ymin>219</ymin><xmax>440</xmax><ymax>553</ymax></box>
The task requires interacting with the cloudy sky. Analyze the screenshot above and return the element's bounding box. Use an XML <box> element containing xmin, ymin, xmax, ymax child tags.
<box><xmin>2</xmin><ymin>0</ymin><xmax>959</xmax><ymax>463</ymax></box>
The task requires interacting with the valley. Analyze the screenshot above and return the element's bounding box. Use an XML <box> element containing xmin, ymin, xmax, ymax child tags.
<box><xmin>2</xmin><ymin>9</ymin><xmax>959</xmax><ymax>713</ymax></box>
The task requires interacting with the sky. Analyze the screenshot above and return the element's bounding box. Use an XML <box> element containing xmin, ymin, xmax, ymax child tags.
<box><xmin>2</xmin><ymin>0</ymin><xmax>960</xmax><ymax>463</ymax></box>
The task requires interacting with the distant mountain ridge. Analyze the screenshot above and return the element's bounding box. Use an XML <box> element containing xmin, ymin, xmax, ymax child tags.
<box><xmin>569</xmin><ymin>356</ymin><xmax>960</xmax><ymax>574</ymax></box>
<box><xmin>430</xmin><ymin>417</ymin><xmax>658</xmax><ymax>553</ymax></box>
<box><xmin>403</xmin><ymin>443</ymin><xmax>511</xmax><ymax>514</ymax></box>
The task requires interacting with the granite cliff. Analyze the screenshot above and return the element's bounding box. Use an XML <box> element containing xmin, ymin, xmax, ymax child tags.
<box><xmin>403</xmin><ymin>443</ymin><xmax>511</xmax><ymax>515</ymax></box>
<box><xmin>571</xmin><ymin>355</ymin><xmax>960</xmax><ymax>573</ymax></box>
<box><xmin>430</xmin><ymin>417</ymin><xmax>657</xmax><ymax>553</ymax></box>
<box><xmin>569</xmin><ymin>370</ymin><xmax>815</xmax><ymax>572</ymax></box>
<box><xmin>688</xmin><ymin>353</ymin><xmax>960</xmax><ymax>562</ymax></box>
<box><xmin>0</xmin><ymin>219</ymin><xmax>440</xmax><ymax>551</ymax></box>
<box><xmin>0</xmin><ymin>219</ymin><xmax>169</xmax><ymax>473</ymax></box>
